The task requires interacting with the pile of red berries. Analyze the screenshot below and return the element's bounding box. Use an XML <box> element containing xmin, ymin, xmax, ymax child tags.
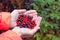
<box><xmin>16</xmin><ymin>14</ymin><xmax>36</xmax><ymax>29</ymax></box>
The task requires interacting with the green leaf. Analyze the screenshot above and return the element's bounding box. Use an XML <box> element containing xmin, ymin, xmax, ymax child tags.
<box><xmin>30</xmin><ymin>3</ymin><xmax>39</xmax><ymax>10</ymax></box>
<box><xmin>34</xmin><ymin>33</ymin><xmax>41</xmax><ymax>40</ymax></box>
<box><xmin>45</xmin><ymin>0</ymin><xmax>55</xmax><ymax>5</ymax></box>
<box><xmin>37</xmin><ymin>0</ymin><xmax>46</xmax><ymax>6</ymax></box>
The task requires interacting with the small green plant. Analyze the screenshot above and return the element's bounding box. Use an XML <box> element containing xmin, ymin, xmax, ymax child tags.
<box><xmin>29</xmin><ymin>0</ymin><xmax>60</xmax><ymax>40</ymax></box>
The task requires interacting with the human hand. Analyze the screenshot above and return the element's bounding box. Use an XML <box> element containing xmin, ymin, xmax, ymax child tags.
<box><xmin>10</xmin><ymin>9</ymin><xmax>26</xmax><ymax>28</ymax></box>
<box><xmin>12</xmin><ymin>10</ymin><xmax>42</xmax><ymax>36</ymax></box>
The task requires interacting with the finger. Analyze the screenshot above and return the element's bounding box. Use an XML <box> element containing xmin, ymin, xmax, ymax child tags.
<box><xmin>11</xmin><ymin>9</ymin><xmax>26</xmax><ymax>17</ymax></box>
<box><xmin>29</xmin><ymin>17</ymin><xmax>42</xmax><ymax>35</ymax></box>
<box><xmin>19</xmin><ymin>28</ymin><xmax>31</xmax><ymax>35</ymax></box>
<box><xmin>32</xmin><ymin>14</ymin><xmax>37</xmax><ymax>20</ymax></box>
<box><xmin>18</xmin><ymin>9</ymin><xmax>26</xmax><ymax>14</ymax></box>
<box><xmin>12</xmin><ymin>27</ymin><xmax>31</xmax><ymax>35</ymax></box>
<box><xmin>17</xmin><ymin>28</ymin><xmax>35</xmax><ymax>35</ymax></box>
<box><xmin>24</xmin><ymin>10</ymin><xmax>37</xmax><ymax>16</ymax></box>
<box><xmin>32</xmin><ymin>16</ymin><xmax>42</xmax><ymax>30</ymax></box>
<box><xmin>24</xmin><ymin>10</ymin><xmax>37</xmax><ymax>14</ymax></box>
<box><xmin>35</xmin><ymin>16</ymin><xmax>42</xmax><ymax>27</ymax></box>
<box><xmin>33</xmin><ymin>16</ymin><xmax>42</xmax><ymax>29</ymax></box>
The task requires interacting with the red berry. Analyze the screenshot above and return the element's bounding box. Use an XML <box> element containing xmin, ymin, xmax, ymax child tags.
<box><xmin>16</xmin><ymin>14</ymin><xmax>36</xmax><ymax>29</ymax></box>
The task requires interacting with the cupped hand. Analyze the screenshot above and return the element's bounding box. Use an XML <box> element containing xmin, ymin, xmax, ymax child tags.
<box><xmin>10</xmin><ymin>9</ymin><xmax>26</xmax><ymax>28</ymax></box>
<box><xmin>11</xmin><ymin>10</ymin><xmax>42</xmax><ymax>35</ymax></box>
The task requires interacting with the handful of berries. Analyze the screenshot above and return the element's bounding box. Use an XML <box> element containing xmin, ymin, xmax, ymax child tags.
<box><xmin>16</xmin><ymin>14</ymin><xmax>36</xmax><ymax>29</ymax></box>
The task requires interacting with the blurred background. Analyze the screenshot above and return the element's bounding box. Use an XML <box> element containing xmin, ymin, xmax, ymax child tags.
<box><xmin>0</xmin><ymin>0</ymin><xmax>60</xmax><ymax>40</ymax></box>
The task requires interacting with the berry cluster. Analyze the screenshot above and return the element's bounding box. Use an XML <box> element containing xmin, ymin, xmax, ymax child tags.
<box><xmin>16</xmin><ymin>14</ymin><xmax>36</xmax><ymax>29</ymax></box>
